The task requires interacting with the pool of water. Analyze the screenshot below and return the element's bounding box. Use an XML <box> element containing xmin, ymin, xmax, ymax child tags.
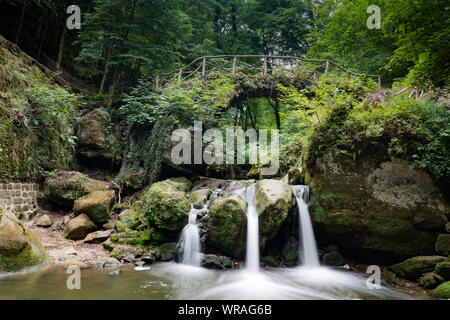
<box><xmin>0</xmin><ymin>262</ymin><xmax>420</xmax><ymax>300</ymax></box>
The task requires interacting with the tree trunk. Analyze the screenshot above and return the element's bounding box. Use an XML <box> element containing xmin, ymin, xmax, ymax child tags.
<box><xmin>15</xmin><ymin>0</ymin><xmax>28</xmax><ymax>44</ymax></box>
<box><xmin>99</xmin><ymin>52</ymin><xmax>110</xmax><ymax>94</ymax></box>
<box><xmin>56</xmin><ymin>26</ymin><xmax>67</xmax><ymax>70</ymax></box>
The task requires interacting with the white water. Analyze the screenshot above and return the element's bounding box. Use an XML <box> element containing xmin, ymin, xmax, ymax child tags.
<box><xmin>291</xmin><ymin>185</ymin><xmax>320</xmax><ymax>267</ymax></box>
<box><xmin>243</xmin><ymin>184</ymin><xmax>259</xmax><ymax>273</ymax></box>
<box><xmin>178</xmin><ymin>205</ymin><xmax>203</xmax><ymax>266</ymax></box>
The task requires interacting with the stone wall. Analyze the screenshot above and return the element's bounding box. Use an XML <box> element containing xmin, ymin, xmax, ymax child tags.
<box><xmin>0</xmin><ymin>183</ymin><xmax>38</xmax><ymax>220</ymax></box>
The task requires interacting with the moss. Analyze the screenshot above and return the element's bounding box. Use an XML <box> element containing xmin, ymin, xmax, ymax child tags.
<box><xmin>73</xmin><ymin>190</ymin><xmax>115</xmax><ymax>226</ymax></box>
<box><xmin>433</xmin><ymin>281</ymin><xmax>450</xmax><ymax>299</ymax></box>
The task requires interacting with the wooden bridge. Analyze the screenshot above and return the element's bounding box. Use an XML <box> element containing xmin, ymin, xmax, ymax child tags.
<box><xmin>155</xmin><ymin>55</ymin><xmax>382</xmax><ymax>90</ymax></box>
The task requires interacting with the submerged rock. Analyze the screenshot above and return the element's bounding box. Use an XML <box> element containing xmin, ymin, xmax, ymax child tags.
<box><xmin>63</xmin><ymin>214</ymin><xmax>97</xmax><ymax>240</ymax></box>
<box><xmin>73</xmin><ymin>190</ymin><xmax>115</xmax><ymax>226</ymax></box>
<box><xmin>0</xmin><ymin>207</ymin><xmax>49</xmax><ymax>272</ymax></box>
<box><xmin>201</xmin><ymin>254</ymin><xmax>233</xmax><ymax>270</ymax></box>
<box><xmin>206</xmin><ymin>194</ymin><xmax>247</xmax><ymax>258</ymax></box>
<box><xmin>43</xmin><ymin>170</ymin><xmax>107</xmax><ymax>208</ymax></box>
<box><xmin>255</xmin><ymin>179</ymin><xmax>295</xmax><ymax>248</ymax></box>
<box><xmin>390</xmin><ymin>256</ymin><xmax>446</xmax><ymax>280</ymax></box>
<box><xmin>433</xmin><ymin>281</ymin><xmax>450</xmax><ymax>299</ymax></box>
<box><xmin>140</xmin><ymin>182</ymin><xmax>190</xmax><ymax>232</ymax></box>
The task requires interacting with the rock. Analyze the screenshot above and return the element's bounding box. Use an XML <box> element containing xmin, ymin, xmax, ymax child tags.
<box><xmin>322</xmin><ymin>251</ymin><xmax>346</xmax><ymax>266</ymax></box>
<box><xmin>63</xmin><ymin>214</ymin><xmax>97</xmax><ymax>241</ymax></box>
<box><xmin>140</xmin><ymin>182</ymin><xmax>190</xmax><ymax>232</ymax></box>
<box><xmin>201</xmin><ymin>254</ymin><xmax>233</xmax><ymax>270</ymax></box>
<box><xmin>164</xmin><ymin>177</ymin><xmax>193</xmax><ymax>192</ymax></box>
<box><xmin>159</xmin><ymin>242</ymin><xmax>177</xmax><ymax>261</ymax></box>
<box><xmin>73</xmin><ymin>190</ymin><xmax>115</xmax><ymax>227</ymax></box>
<box><xmin>433</xmin><ymin>281</ymin><xmax>450</xmax><ymax>299</ymax></box>
<box><xmin>262</xmin><ymin>256</ymin><xmax>280</xmax><ymax>267</ymax></box>
<box><xmin>103</xmin><ymin>222</ymin><xmax>115</xmax><ymax>230</ymax></box>
<box><xmin>446</xmin><ymin>223</ymin><xmax>450</xmax><ymax>233</ymax></box>
<box><xmin>36</xmin><ymin>214</ymin><xmax>52</xmax><ymax>228</ymax></box>
<box><xmin>0</xmin><ymin>207</ymin><xmax>50</xmax><ymax>272</ymax></box>
<box><xmin>324</xmin><ymin>244</ymin><xmax>339</xmax><ymax>253</ymax></box>
<box><xmin>62</xmin><ymin>247</ymin><xmax>77</xmax><ymax>256</ymax></box>
<box><xmin>390</xmin><ymin>256</ymin><xmax>446</xmax><ymax>280</ymax></box>
<box><xmin>418</xmin><ymin>272</ymin><xmax>445</xmax><ymax>289</ymax></box>
<box><xmin>206</xmin><ymin>194</ymin><xmax>247</xmax><ymax>258</ymax></box>
<box><xmin>77</xmin><ymin>108</ymin><xmax>121</xmax><ymax>166</ymax></box>
<box><xmin>43</xmin><ymin>170</ymin><xmax>107</xmax><ymax>208</ymax></box>
<box><xmin>103</xmin><ymin>257</ymin><xmax>121</xmax><ymax>268</ymax></box>
<box><xmin>83</xmin><ymin>230</ymin><xmax>113</xmax><ymax>244</ymax></box>
<box><xmin>141</xmin><ymin>254</ymin><xmax>157</xmax><ymax>264</ymax></box>
<box><xmin>115</xmin><ymin>209</ymin><xmax>140</xmax><ymax>231</ymax></box>
<box><xmin>287</xmin><ymin>167</ymin><xmax>303</xmax><ymax>185</ymax></box>
<box><xmin>255</xmin><ymin>179</ymin><xmax>295</xmax><ymax>248</ymax></box>
<box><xmin>189</xmin><ymin>189</ymin><xmax>212</xmax><ymax>209</ymax></box>
<box><xmin>386</xmin><ymin>272</ymin><xmax>396</xmax><ymax>285</ymax></box>
<box><xmin>282</xmin><ymin>237</ymin><xmax>299</xmax><ymax>266</ymax></box>
<box><xmin>307</xmin><ymin>156</ymin><xmax>450</xmax><ymax>262</ymax></box>
<box><xmin>108</xmin><ymin>270</ymin><xmax>120</xmax><ymax>276</ymax></box>
<box><xmin>435</xmin><ymin>261</ymin><xmax>450</xmax><ymax>280</ymax></box>
<box><xmin>435</xmin><ymin>234</ymin><xmax>450</xmax><ymax>255</ymax></box>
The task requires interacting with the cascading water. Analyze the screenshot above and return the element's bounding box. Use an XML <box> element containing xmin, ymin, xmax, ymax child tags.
<box><xmin>178</xmin><ymin>205</ymin><xmax>203</xmax><ymax>266</ymax></box>
<box><xmin>291</xmin><ymin>185</ymin><xmax>320</xmax><ymax>267</ymax></box>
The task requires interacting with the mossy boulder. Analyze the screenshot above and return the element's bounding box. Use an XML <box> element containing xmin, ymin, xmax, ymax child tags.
<box><xmin>206</xmin><ymin>194</ymin><xmax>247</xmax><ymax>258</ymax></box>
<box><xmin>418</xmin><ymin>272</ymin><xmax>445</xmax><ymax>289</ymax></box>
<box><xmin>0</xmin><ymin>207</ymin><xmax>50</xmax><ymax>272</ymax></box>
<box><xmin>43</xmin><ymin>170</ymin><xmax>107</xmax><ymax>208</ymax></box>
<box><xmin>115</xmin><ymin>209</ymin><xmax>140</xmax><ymax>232</ymax></box>
<box><xmin>435</xmin><ymin>234</ymin><xmax>450</xmax><ymax>256</ymax></box>
<box><xmin>141</xmin><ymin>182</ymin><xmax>190</xmax><ymax>232</ymax></box>
<box><xmin>390</xmin><ymin>256</ymin><xmax>446</xmax><ymax>280</ymax></box>
<box><xmin>77</xmin><ymin>108</ymin><xmax>121</xmax><ymax>166</ymax></box>
<box><xmin>73</xmin><ymin>190</ymin><xmax>115</xmax><ymax>226</ymax></box>
<box><xmin>255</xmin><ymin>179</ymin><xmax>294</xmax><ymax>248</ymax></box>
<box><xmin>433</xmin><ymin>281</ymin><xmax>450</xmax><ymax>299</ymax></box>
<box><xmin>201</xmin><ymin>254</ymin><xmax>233</xmax><ymax>269</ymax></box>
<box><xmin>306</xmin><ymin>154</ymin><xmax>449</xmax><ymax>263</ymax></box>
<box><xmin>158</xmin><ymin>242</ymin><xmax>177</xmax><ymax>261</ymax></box>
<box><xmin>36</xmin><ymin>215</ymin><xmax>52</xmax><ymax>228</ymax></box>
<box><xmin>164</xmin><ymin>177</ymin><xmax>193</xmax><ymax>192</ymax></box>
<box><xmin>63</xmin><ymin>214</ymin><xmax>97</xmax><ymax>240</ymax></box>
<box><xmin>435</xmin><ymin>261</ymin><xmax>450</xmax><ymax>280</ymax></box>
<box><xmin>189</xmin><ymin>189</ymin><xmax>212</xmax><ymax>209</ymax></box>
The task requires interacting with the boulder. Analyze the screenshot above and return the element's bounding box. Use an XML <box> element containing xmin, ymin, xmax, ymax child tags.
<box><xmin>306</xmin><ymin>155</ymin><xmax>450</xmax><ymax>262</ymax></box>
<box><xmin>36</xmin><ymin>214</ymin><xmax>52</xmax><ymax>228</ymax></box>
<box><xmin>446</xmin><ymin>222</ymin><xmax>450</xmax><ymax>233</ymax></box>
<box><xmin>63</xmin><ymin>214</ymin><xmax>97</xmax><ymax>240</ymax></box>
<box><xmin>262</xmin><ymin>255</ymin><xmax>280</xmax><ymax>267</ymax></box>
<box><xmin>0</xmin><ymin>207</ymin><xmax>49</xmax><ymax>272</ymax></box>
<box><xmin>201</xmin><ymin>254</ymin><xmax>233</xmax><ymax>270</ymax></box>
<box><xmin>140</xmin><ymin>182</ymin><xmax>190</xmax><ymax>232</ymax></box>
<box><xmin>435</xmin><ymin>234</ymin><xmax>450</xmax><ymax>256</ymax></box>
<box><xmin>206</xmin><ymin>194</ymin><xmax>247</xmax><ymax>258</ymax></box>
<box><xmin>159</xmin><ymin>242</ymin><xmax>177</xmax><ymax>261</ymax></box>
<box><xmin>322</xmin><ymin>251</ymin><xmax>347</xmax><ymax>266</ymax></box>
<box><xmin>433</xmin><ymin>281</ymin><xmax>450</xmax><ymax>299</ymax></box>
<box><xmin>73</xmin><ymin>190</ymin><xmax>115</xmax><ymax>226</ymax></box>
<box><xmin>435</xmin><ymin>261</ymin><xmax>450</xmax><ymax>280</ymax></box>
<box><xmin>255</xmin><ymin>179</ymin><xmax>295</xmax><ymax>248</ymax></box>
<box><xmin>115</xmin><ymin>209</ymin><xmax>140</xmax><ymax>231</ymax></box>
<box><xmin>418</xmin><ymin>272</ymin><xmax>445</xmax><ymax>289</ymax></box>
<box><xmin>43</xmin><ymin>170</ymin><xmax>107</xmax><ymax>208</ymax></box>
<box><xmin>281</xmin><ymin>237</ymin><xmax>299</xmax><ymax>266</ymax></box>
<box><xmin>77</xmin><ymin>108</ymin><xmax>121</xmax><ymax>166</ymax></box>
<box><xmin>390</xmin><ymin>256</ymin><xmax>446</xmax><ymax>280</ymax></box>
<box><xmin>83</xmin><ymin>230</ymin><xmax>113</xmax><ymax>244</ymax></box>
<box><xmin>189</xmin><ymin>189</ymin><xmax>212</xmax><ymax>209</ymax></box>
<box><xmin>164</xmin><ymin>177</ymin><xmax>193</xmax><ymax>192</ymax></box>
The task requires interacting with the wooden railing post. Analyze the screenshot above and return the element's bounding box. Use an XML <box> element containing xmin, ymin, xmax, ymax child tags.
<box><xmin>378</xmin><ymin>76</ymin><xmax>382</xmax><ymax>91</ymax></box>
<box><xmin>202</xmin><ymin>57</ymin><xmax>206</xmax><ymax>79</ymax></box>
<box><xmin>232</xmin><ymin>56</ymin><xmax>237</xmax><ymax>75</ymax></box>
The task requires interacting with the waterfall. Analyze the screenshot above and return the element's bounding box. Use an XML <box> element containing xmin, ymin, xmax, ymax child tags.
<box><xmin>291</xmin><ymin>185</ymin><xmax>320</xmax><ymax>267</ymax></box>
<box><xmin>178</xmin><ymin>205</ymin><xmax>203</xmax><ymax>266</ymax></box>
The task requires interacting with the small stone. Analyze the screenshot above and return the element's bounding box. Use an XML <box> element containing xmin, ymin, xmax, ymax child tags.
<box><xmin>36</xmin><ymin>214</ymin><xmax>52</xmax><ymax>228</ymax></box>
<box><xmin>83</xmin><ymin>229</ymin><xmax>113</xmax><ymax>244</ymax></box>
<box><xmin>108</xmin><ymin>270</ymin><xmax>120</xmax><ymax>276</ymax></box>
<box><xmin>103</xmin><ymin>257</ymin><xmax>121</xmax><ymax>268</ymax></box>
<box><xmin>63</xmin><ymin>247</ymin><xmax>77</xmax><ymax>256</ymax></box>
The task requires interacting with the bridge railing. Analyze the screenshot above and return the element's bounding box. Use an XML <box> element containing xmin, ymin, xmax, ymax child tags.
<box><xmin>155</xmin><ymin>55</ymin><xmax>382</xmax><ymax>90</ymax></box>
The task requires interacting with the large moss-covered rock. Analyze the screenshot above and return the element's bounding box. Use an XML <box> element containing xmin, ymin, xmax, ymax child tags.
<box><xmin>189</xmin><ymin>189</ymin><xmax>212</xmax><ymax>209</ymax></box>
<box><xmin>206</xmin><ymin>194</ymin><xmax>247</xmax><ymax>258</ymax></box>
<box><xmin>255</xmin><ymin>179</ymin><xmax>294</xmax><ymax>248</ymax></box>
<box><xmin>43</xmin><ymin>170</ymin><xmax>107</xmax><ymax>208</ymax></box>
<box><xmin>115</xmin><ymin>209</ymin><xmax>140</xmax><ymax>231</ymax></box>
<box><xmin>306</xmin><ymin>154</ymin><xmax>449</xmax><ymax>262</ymax></box>
<box><xmin>433</xmin><ymin>281</ymin><xmax>450</xmax><ymax>299</ymax></box>
<box><xmin>390</xmin><ymin>256</ymin><xmax>446</xmax><ymax>280</ymax></box>
<box><xmin>435</xmin><ymin>261</ymin><xmax>450</xmax><ymax>280</ymax></box>
<box><xmin>164</xmin><ymin>177</ymin><xmax>193</xmax><ymax>192</ymax></box>
<box><xmin>63</xmin><ymin>214</ymin><xmax>97</xmax><ymax>240</ymax></box>
<box><xmin>435</xmin><ymin>234</ymin><xmax>450</xmax><ymax>256</ymax></box>
<box><xmin>77</xmin><ymin>108</ymin><xmax>121</xmax><ymax>166</ymax></box>
<box><xmin>0</xmin><ymin>207</ymin><xmax>49</xmax><ymax>272</ymax></box>
<box><xmin>140</xmin><ymin>182</ymin><xmax>190</xmax><ymax>232</ymax></box>
<box><xmin>73</xmin><ymin>190</ymin><xmax>115</xmax><ymax>226</ymax></box>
